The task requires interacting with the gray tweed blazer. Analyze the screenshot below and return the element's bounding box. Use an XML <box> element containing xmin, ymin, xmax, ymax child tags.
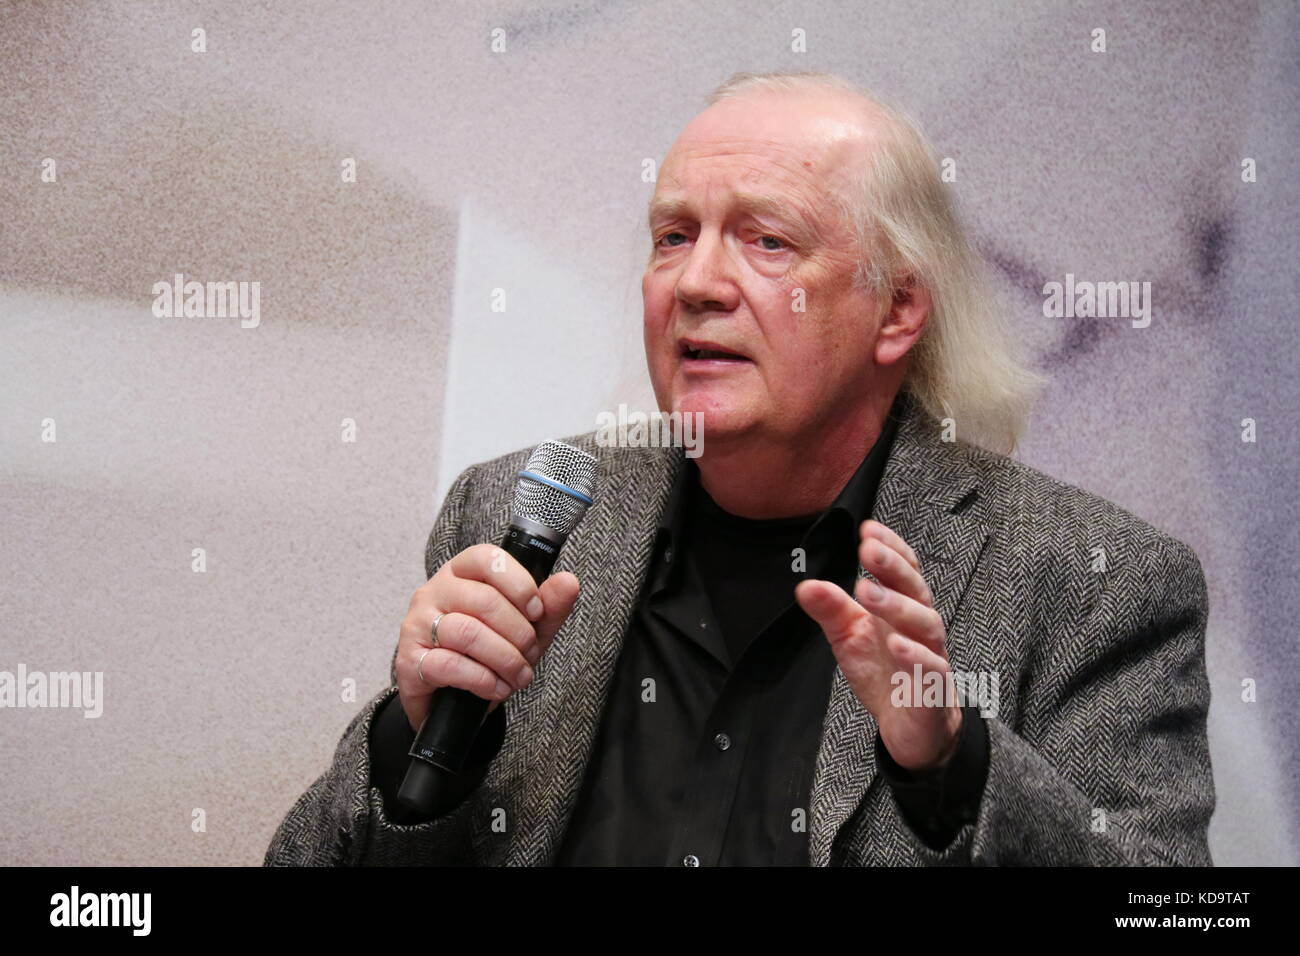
<box><xmin>264</xmin><ymin>399</ymin><xmax>1215</xmax><ymax>866</ymax></box>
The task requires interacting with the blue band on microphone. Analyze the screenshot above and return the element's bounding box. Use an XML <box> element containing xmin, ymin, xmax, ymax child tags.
<box><xmin>518</xmin><ymin>469</ymin><xmax>594</xmax><ymax>506</ymax></box>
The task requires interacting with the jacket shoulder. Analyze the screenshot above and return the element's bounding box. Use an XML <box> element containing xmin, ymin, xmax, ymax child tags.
<box><xmin>957</xmin><ymin>440</ymin><xmax>1202</xmax><ymax>574</ymax></box>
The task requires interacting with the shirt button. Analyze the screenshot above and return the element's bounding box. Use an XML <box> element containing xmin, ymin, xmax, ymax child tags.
<box><xmin>714</xmin><ymin>733</ymin><xmax>731</xmax><ymax>751</ymax></box>
<box><xmin>664</xmin><ymin>547</ymin><xmax>673</xmax><ymax>564</ymax></box>
<box><xmin>699</xmin><ymin>619</ymin><xmax>708</xmax><ymax>629</ymax></box>
<box><xmin>682</xmin><ymin>854</ymin><xmax>699</xmax><ymax>867</ymax></box>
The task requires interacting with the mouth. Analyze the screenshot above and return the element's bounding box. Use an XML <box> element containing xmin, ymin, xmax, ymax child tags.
<box><xmin>679</xmin><ymin>339</ymin><xmax>752</xmax><ymax>363</ymax></box>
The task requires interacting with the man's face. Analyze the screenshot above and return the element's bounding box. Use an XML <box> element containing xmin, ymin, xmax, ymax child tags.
<box><xmin>642</xmin><ymin>92</ymin><xmax>885</xmax><ymax>447</ymax></box>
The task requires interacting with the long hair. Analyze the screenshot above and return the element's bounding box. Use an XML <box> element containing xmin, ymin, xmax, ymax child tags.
<box><xmin>706</xmin><ymin>71</ymin><xmax>1046</xmax><ymax>454</ymax></box>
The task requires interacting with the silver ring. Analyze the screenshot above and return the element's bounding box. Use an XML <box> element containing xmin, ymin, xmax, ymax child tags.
<box><xmin>430</xmin><ymin>611</ymin><xmax>446</xmax><ymax>647</ymax></box>
<box><xmin>417</xmin><ymin>647</ymin><xmax>434</xmax><ymax>686</ymax></box>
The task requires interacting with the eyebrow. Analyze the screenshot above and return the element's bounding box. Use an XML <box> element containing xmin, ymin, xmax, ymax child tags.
<box><xmin>647</xmin><ymin>192</ymin><xmax>820</xmax><ymax>245</ymax></box>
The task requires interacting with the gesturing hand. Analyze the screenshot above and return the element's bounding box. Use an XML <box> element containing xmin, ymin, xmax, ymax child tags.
<box><xmin>795</xmin><ymin>519</ymin><xmax>963</xmax><ymax>772</ymax></box>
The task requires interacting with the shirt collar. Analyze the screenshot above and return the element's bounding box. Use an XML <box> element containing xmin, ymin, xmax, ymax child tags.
<box><xmin>650</xmin><ymin>388</ymin><xmax>911</xmax><ymax>592</ymax></box>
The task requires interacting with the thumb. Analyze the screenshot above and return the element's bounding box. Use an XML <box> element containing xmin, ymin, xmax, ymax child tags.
<box><xmin>534</xmin><ymin>571</ymin><xmax>581</xmax><ymax>652</ymax></box>
<box><xmin>795</xmin><ymin>578</ymin><xmax>869</xmax><ymax>646</ymax></box>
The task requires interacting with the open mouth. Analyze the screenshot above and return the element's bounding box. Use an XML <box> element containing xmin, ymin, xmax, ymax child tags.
<box><xmin>680</xmin><ymin>342</ymin><xmax>750</xmax><ymax>362</ymax></box>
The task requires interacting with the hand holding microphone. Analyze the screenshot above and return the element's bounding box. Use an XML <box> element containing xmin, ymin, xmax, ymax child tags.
<box><xmin>395</xmin><ymin>546</ymin><xmax>580</xmax><ymax>732</ymax></box>
<box><xmin>396</xmin><ymin>440</ymin><xmax>598</xmax><ymax>814</ymax></box>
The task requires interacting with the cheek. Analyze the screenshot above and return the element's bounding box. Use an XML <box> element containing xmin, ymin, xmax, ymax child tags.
<box><xmin>767</xmin><ymin>278</ymin><xmax>872</xmax><ymax>393</ymax></box>
<box><xmin>642</xmin><ymin>273</ymin><xmax>676</xmax><ymax>383</ymax></box>
<box><xmin>642</xmin><ymin>272</ymin><xmax>672</xmax><ymax>331</ymax></box>
<box><xmin>761</xmin><ymin>274</ymin><xmax>836</xmax><ymax>362</ymax></box>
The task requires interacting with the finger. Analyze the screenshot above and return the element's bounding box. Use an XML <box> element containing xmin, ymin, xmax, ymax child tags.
<box><xmin>795</xmin><ymin>579</ymin><xmax>870</xmax><ymax>646</ymax></box>
<box><xmin>855</xmin><ymin>575</ymin><xmax>947</xmax><ymax>656</ymax></box>
<box><xmin>401</xmin><ymin>647</ymin><xmax>514</xmax><ymax>730</ymax></box>
<box><xmin>425</xmin><ymin>610</ymin><xmax>537</xmax><ymax>692</ymax></box>
<box><xmin>533</xmin><ymin>572</ymin><xmax>581</xmax><ymax>654</ymax></box>
<box><xmin>448</xmin><ymin>543</ymin><xmax>546</xmax><ymax>622</ymax></box>
<box><xmin>859</xmin><ymin>533</ymin><xmax>933</xmax><ymax>607</ymax></box>
<box><xmin>861</xmin><ymin>520</ymin><xmax>921</xmax><ymax>573</ymax></box>
<box><xmin>883</xmin><ymin>630</ymin><xmax>951</xmax><ymax>676</ymax></box>
<box><xmin>426</xmin><ymin>577</ymin><xmax>539</xmax><ymax>664</ymax></box>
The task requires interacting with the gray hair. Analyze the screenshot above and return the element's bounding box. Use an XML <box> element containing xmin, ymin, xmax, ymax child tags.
<box><xmin>706</xmin><ymin>71</ymin><xmax>1045</xmax><ymax>454</ymax></box>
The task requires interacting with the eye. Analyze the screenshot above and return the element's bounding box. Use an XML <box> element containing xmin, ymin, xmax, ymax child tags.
<box><xmin>758</xmin><ymin>235</ymin><xmax>786</xmax><ymax>251</ymax></box>
<box><xmin>656</xmin><ymin>231</ymin><xmax>688</xmax><ymax>248</ymax></box>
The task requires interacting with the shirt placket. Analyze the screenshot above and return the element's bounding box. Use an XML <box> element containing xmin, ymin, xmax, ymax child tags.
<box><xmin>664</xmin><ymin>667</ymin><xmax>755</xmax><ymax>867</ymax></box>
<box><xmin>659</xmin><ymin>547</ymin><xmax>755</xmax><ymax>867</ymax></box>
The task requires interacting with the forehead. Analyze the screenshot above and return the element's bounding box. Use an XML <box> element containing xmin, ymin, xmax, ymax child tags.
<box><xmin>653</xmin><ymin>91</ymin><xmax>871</xmax><ymax>219</ymax></box>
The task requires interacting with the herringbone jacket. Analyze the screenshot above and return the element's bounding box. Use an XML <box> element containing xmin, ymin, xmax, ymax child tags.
<box><xmin>264</xmin><ymin>399</ymin><xmax>1215</xmax><ymax>866</ymax></box>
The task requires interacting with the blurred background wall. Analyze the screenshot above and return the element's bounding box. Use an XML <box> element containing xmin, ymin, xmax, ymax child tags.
<box><xmin>1</xmin><ymin>0</ymin><xmax>1295</xmax><ymax>865</ymax></box>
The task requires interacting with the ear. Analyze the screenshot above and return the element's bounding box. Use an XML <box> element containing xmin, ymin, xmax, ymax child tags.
<box><xmin>874</xmin><ymin>276</ymin><xmax>930</xmax><ymax>367</ymax></box>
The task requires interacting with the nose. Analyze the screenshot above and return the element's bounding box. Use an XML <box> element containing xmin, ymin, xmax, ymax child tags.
<box><xmin>674</xmin><ymin>228</ymin><xmax>741</xmax><ymax>313</ymax></box>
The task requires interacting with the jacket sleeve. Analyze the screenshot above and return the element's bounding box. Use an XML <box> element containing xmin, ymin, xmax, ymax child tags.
<box><xmin>888</xmin><ymin>534</ymin><xmax>1216</xmax><ymax>866</ymax></box>
<box><xmin>263</xmin><ymin>465</ymin><xmax>487</xmax><ymax>866</ymax></box>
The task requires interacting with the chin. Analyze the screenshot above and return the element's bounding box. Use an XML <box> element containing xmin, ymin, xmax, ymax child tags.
<box><xmin>671</xmin><ymin>400</ymin><xmax>753</xmax><ymax>444</ymax></box>
<box><xmin>663</xmin><ymin>373</ymin><xmax>765</xmax><ymax>436</ymax></box>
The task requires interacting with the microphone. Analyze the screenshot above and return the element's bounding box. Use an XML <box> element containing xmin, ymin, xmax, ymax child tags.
<box><xmin>397</xmin><ymin>439</ymin><xmax>598</xmax><ymax>815</ymax></box>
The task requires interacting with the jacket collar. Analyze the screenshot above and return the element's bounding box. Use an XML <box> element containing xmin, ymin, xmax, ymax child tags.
<box><xmin>645</xmin><ymin>388</ymin><xmax>908</xmax><ymax>602</ymax></box>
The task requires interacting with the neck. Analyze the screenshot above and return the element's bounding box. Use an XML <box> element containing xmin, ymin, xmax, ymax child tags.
<box><xmin>695</xmin><ymin>390</ymin><xmax>898</xmax><ymax>519</ymax></box>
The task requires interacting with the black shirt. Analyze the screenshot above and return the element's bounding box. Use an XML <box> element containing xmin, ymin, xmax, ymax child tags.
<box><xmin>369</xmin><ymin>390</ymin><xmax>989</xmax><ymax>862</ymax></box>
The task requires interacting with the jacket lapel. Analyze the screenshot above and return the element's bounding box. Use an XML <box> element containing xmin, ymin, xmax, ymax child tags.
<box><xmin>807</xmin><ymin>405</ymin><xmax>992</xmax><ymax>866</ymax></box>
<box><xmin>522</xmin><ymin>441</ymin><xmax>685</xmax><ymax>865</ymax></box>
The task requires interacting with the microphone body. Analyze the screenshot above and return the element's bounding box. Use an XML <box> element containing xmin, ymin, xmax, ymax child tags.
<box><xmin>407</xmin><ymin>518</ymin><xmax>559</xmax><ymax>774</ymax></box>
<box><xmin>397</xmin><ymin>441</ymin><xmax>597</xmax><ymax>815</ymax></box>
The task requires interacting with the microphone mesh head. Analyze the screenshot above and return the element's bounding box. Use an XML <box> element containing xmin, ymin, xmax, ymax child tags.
<box><xmin>513</xmin><ymin>440</ymin><xmax>598</xmax><ymax>535</ymax></box>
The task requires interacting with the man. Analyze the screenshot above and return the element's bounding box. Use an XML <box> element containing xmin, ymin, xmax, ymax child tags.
<box><xmin>264</xmin><ymin>71</ymin><xmax>1214</xmax><ymax>866</ymax></box>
